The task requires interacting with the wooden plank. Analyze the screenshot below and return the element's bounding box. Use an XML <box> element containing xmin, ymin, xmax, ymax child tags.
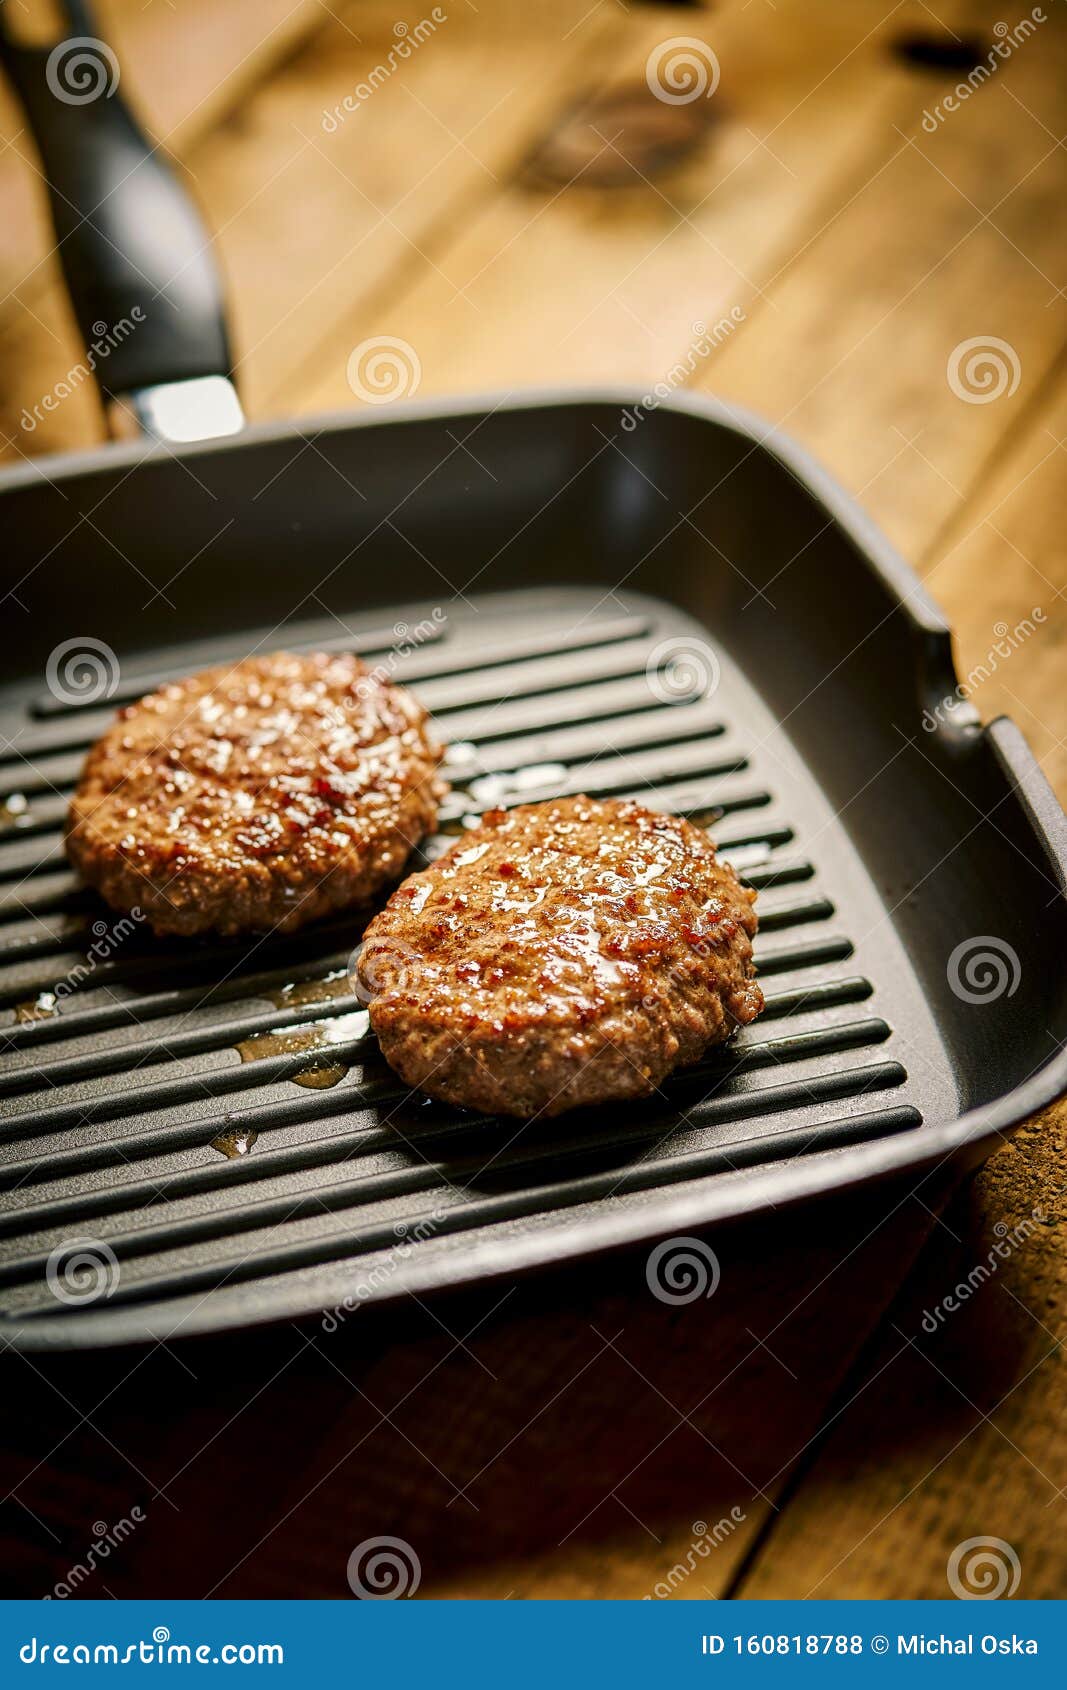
<box><xmin>198</xmin><ymin>0</ymin><xmax>625</xmax><ymax>420</ymax></box>
<box><xmin>920</xmin><ymin>368</ymin><xmax>1067</xmax><ymax>793</ymax></box>
<box><xmin>0</xmin><ymin>0</ymin><xmax>334</xmax><ymax>312</ymax></box>
<box><xmin>0</xmin><ymin>0</ymin><xmax>339</xmax><ymax>461</ymax></box>
<box><xmin>732</xmin><ymin>364</ymin><xmax>1067</xmax><ymax>1598</ymax></box>
<box><xmin>206</xmin><ymin>0</ymin><xmax>1067</xmax><ymax>1588</ymax></box>
<box><xmin>0</xmin><ymin>0</ymin><xmax>1062</xmax><ymax>1603</ymax></box>
<box><xmin>702</xmin><ymin>1</ymin><xmax>1067</xmax><ymax>566</ymax></box>
<box><xmin>292</xmin><ymin>0</ymin><xmax>966</xmax><ymax>416</ymax></box>
<box><xmin>734</xmin><ymin>1107</ymin><xmax>1067</xmax><ymax>1598</ymax></box>
<box><xmin>281</xmin><ymin>0</ymin><xmax>1067</xmax><ymax>583</ymax></box>
<box><xmin>0</xmin><ymin>1174</ymin><xmax>953</xmax><ymax>1598</ymax></box>
<box><xmin>0</xmin><ymin>0</ymin><xmax>622</xmax><ymax>461</ymax></box>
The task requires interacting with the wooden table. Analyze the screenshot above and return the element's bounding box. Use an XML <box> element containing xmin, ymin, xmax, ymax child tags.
<box><xmin>1</xmin><ymin>0</ymin><xmax>1064</xmax><ymax>1600</ymax></box>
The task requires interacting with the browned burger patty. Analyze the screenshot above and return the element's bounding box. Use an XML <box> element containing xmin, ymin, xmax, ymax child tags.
<box><xmin>67</xmin><ymin>651</ymin><xmax>445</xmax><ymax>938</ymax></box>
<box><xmin>357</xmin><ymin>795</ymin><xmax>763</xmax><ymax>1118</ymax></box>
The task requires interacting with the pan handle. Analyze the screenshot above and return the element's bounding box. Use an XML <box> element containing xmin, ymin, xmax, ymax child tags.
<box><xmin>0</xmin><ymin>0</ymin><xmax>243</xmax><ymax>443</ymax></box>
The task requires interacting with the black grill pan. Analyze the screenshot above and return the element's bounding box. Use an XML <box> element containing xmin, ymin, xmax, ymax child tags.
<box><xmin>1</xmin><ymin>8</ymin><xmax>1065</xmax><ymax>1350</ymax></box>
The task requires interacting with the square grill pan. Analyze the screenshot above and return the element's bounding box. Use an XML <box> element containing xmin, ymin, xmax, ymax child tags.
<box><xmin>0</xmin><ymin>392</ymin><xmax>1065</xmax><ymax>1351</ymax></box>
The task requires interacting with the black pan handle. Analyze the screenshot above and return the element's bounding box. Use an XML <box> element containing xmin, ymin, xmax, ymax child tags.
<box><xmin>0</xmin><ymin>0</ymin><xmax>242</xmax><ymax>439</ymax></box>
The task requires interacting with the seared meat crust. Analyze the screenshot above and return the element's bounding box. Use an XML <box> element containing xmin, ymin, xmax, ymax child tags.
<box><xmin>358</xmin><ymin>795</ymin><xmax>762</xmax><ymax>1118</ymax></box>
<box><xmin>67</xmin><ymin>651</ymin><xmax>444</xmax><ymax>938</ymax></box>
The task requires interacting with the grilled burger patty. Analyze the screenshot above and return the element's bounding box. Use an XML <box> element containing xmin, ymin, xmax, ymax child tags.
<box><xmin>357</xmin><ymin>795</ymin><xmax>763</xmax><ymax>1117</ymax></box>
<box><xmin>67</xmin><ymin>651</ymin><xmax>444</xmax><ymax>938</ymax></box>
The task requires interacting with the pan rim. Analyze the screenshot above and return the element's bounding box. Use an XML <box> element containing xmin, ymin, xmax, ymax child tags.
<box><xmin>0</xmin><ymin>1084</ymin><xmax>1054</xmax><ymax>1351</ymax></box>
<box><xmin>2</xmin><ymin>388</ymin><xmax>1064</xmax><ymax>1348</ymax></box>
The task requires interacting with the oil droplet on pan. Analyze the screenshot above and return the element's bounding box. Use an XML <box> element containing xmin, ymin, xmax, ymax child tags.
<box><xmin>290</xmin><ymin>1063</ymin><xmax>347</xmax><ymax>1089</ymax></box>
<box><xmin>263</xmin><ymin>970</ymin><xmax>352</xmax><ymax>1011</ymax></box>
<box><xmin>210</xmin><ymin>1127</ymin><xmax>260</xmax><ymax>1159</ymax></box>
<box><xmin>685</xmin><ymin>805</ymin><xmax>724</xmax><ymax>830</ymax></box>
<box><xmin>0</xmin><ymin>793</ymin><xmax>30</xmax><ymax>831</ymax></box>
<box><xmin>466</xmin><ymin>763</ymin><xmax>567</xmax><ymax>807</ymax></box>
<box><xmin>235</xmin><ymin>1010</ymin><xmax>367</xmax><ymax>1090</ymax></box>
<box><xmin>15</xmin><ymin>991</ymin><xmax>57</xmax><ymax>1023</ymax></box>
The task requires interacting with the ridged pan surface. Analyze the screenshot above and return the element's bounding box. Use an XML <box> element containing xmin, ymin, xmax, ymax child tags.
<box><xmin>0</xmin><ymin>394</ymin><xmax>1063</xmax><ymax>1350</ymax></box>
<box><xmin>0</xmin><ymin>585</ymin><xmax>952</xmax><ymax>1347</ymax></box>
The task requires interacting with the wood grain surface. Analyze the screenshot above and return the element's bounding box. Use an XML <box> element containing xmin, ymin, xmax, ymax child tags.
<box><xmin>0</xmin><ymin>0</ymin><xmax>1063</xmax><ymax>1601</ymax></box>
